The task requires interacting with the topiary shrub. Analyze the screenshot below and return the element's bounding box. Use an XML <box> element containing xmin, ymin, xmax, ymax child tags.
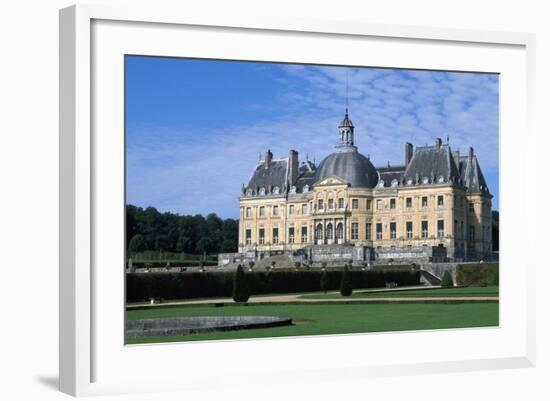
<box><xmin>320</xmin><ymin>269</ymin><xmax>330</xmax><ymax>294</ymax></box>
<box><xmin>232</xmin><ymin>264</ymin><xmax>250</xmax><ymax>302</ymax></box>
<box><xmin>441</xmin><ymin>271</ymin><xmax>454</xmax><ymax>288</ymax></box>
<box><xmin>340</xmin><ymin>265</ymin><xmax>353</xmax><ymax>296</ymax></box>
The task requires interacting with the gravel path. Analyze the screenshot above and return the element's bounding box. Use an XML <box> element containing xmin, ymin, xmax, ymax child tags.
<box><xmin>130</xmin><ymin>292</ymin><xmax>498</xmax><ymax>307</ymax></box>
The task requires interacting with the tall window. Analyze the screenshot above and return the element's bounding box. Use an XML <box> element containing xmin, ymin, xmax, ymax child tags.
<box><xmin>437</xmin><ymin>220</ymin><xmax>445</xmax><ymax>238</ymax></box>
<box><xmin>272</xmin><ymin>228</ymin><xmax>279</xmax><ymax>244</ymax></box>
<box><xmin>406</xmin><ymin>197</ymin><xmax>412</xmax><ymax>208</ymax></box>
<box><xmin>259</xmin><ymin>206</ymin><xmax>265</xmax><ymax>217</ymax></box>
<box><xmin>352</xmin><ymin>199</ymin><xmax>359</xmax><ymax>209</ymax></box>
<box><xmin>301</xmin><ymin>226</ymin><xmax>308</xmax><ymax>243</ymax></box>
<box><xmin>376</xmin><ymin>223</ymin><xmax>383</xmax><ymax>240</ymax></box>
<box><xmin>421</xmin><ymin>196</ymin><xmax>428</xmax><ymax>208</ymax></box>
<box><xmin>338</xmin><ymin>198</ymin><xmax>345</xmax><ymax>209</ymax></box>
<box><xmin>272</xmin><ymin>205</ymin><xmax>278</xmax><ymax>216</ymax></box>
<box><xmin>406</xmin><ymin>221</ymin><xmax>413</xmax><ymax>239</ymax></box>
<box><xmin>351</xmin><ymin>223</ymin><xmax>358</xmax><ymax>240</ymax></box>
<box><xmin>245</xmin><ymin>207</ymin><xmax>251</xmax><ymax>218</ymax></box>
<box><xmin>326</xmin><ymin>223</ymin><xmax>333</xmax><ymax>240</ymax></box>
<box><xmin>289</xmin><ymin>205</ymin><xmax>295</xmax><ymax>215</ymax></box>
<box><xmin>301</xmin><ymin>204</ymin><xmax>308</xmax><ymax>215</ymax></box>
<box><xmin>469</xmin><ymin>202</ymin><xmax>475</xmax><ymax>213</ymax></box>
<box><xmin>469</xmin><ymin>225</ymin><xmax>475</xmax><ymax>241</ymax></box>
<box><xmin>245</xmin><ymin>229</ymin><xmax>251</xmax><ymax>245</ymax></box>
<box><xmin>336</xmin><ymin>223</ymin><xmax>344</xmax><ymax>240</ymax></box>
<box><xmin>328</xmin><ymin>199</ymin><xmax>334</xmax><ymax>210</ymax></box>
<box><xmin>437</xmin><ymin>195</ymin><xmax>444</xmax><ymax>207</ymax></box>
<box><xmin>390</xmin><ymin>222</ymin><xmax>397</xmax><ymax>239</ymax></box>
<box><xmin>288</xmin><ymin>227</ymin><xmax>295</xmax><ymax>244</ymax></box>
<box><xmin>367</xmin><ymin>199</ymin><xmax>372</xmax><ymax>210</ymax></box>
<box><xmin>376</xmin><ymin>199</ymin><xmax>383</xmax><ymax>210</ymax></box>
<box><xmin>259</xmin><ymin>228</ymin><xmax>265</xmax><ymax>244</ymax></box>
<box><xmin>390</xmin><ymin>198</ymin><xmax>396</xmax><ymax>209</ymax></box>
<box><xmin>366</xmin><ymin>223</ymin><xmax>372</xmax><ymax>240</ymax></box>
<box><xmin>318</xmin><ymin>199</ymin><xmax>324</xmax><ymax>210</ymax></box>
<box><xmin>315</xmin><ymin>224</ymin><xmax>323</xmax><ymax>241</ymax></box>
<box><xmin>421</xmin><ymin>220</ymin><xmax>428</xmax><ymax>238</ymax></box>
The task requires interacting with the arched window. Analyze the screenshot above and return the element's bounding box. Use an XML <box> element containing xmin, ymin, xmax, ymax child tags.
<box><xmin>326</xmin><ymin>223</ymin><xmax>333</xmax><ymax>240</ymax></box>
<box><xmin>336</xmin><ymin>223</ymin><xmax>344</xmax><ymax>240</ymax></box>
<box><xmin>315</xmin><ymin>224</ymin><xmax>323</xmax><ymax>240</ymax></box>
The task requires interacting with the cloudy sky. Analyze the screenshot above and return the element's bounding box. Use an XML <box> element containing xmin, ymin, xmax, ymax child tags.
<box><xmin>126</xmin><ymin>56</ymin><xmax>499</xmax><ymax>218</ymax></box>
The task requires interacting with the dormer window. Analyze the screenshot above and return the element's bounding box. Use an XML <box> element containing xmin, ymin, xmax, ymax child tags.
<box><xmin>422</xmin><ymin>176</ymin><xmax>429</xmax><ymax>184</ymax></box>
<box><xmin>272</xmin><ymin>186</ymin><xmax>280</xmax><ymax>195</ymax></box>
<box><xmin>391</xmin><ymin>179</ymin><xmax>398</xmax><ymax>188</ymax></box>
<box><xmin>289</xmin><ymin>186</ymin><xmax>296</xmax><ymax>194</ymax></box>
<box><xmin>407</xmin><ymin>178</ymin><xmax>413</xmax><ymax>185</ymax></box>
<box><xmin>303</xmin><ymin>185</ymin><xmax>309</xmax><ymax>193</ymax></box>
<box><xmin>246</xmin><ymin>188</ymin><xmax>253</xmax><ymax>196</ymax></box>
<box><xmin>377</xmin><ymin>180</ymin><xmax>385</xmax><ymax>188</ymax></box>
<box><xmin>259</xmin><ymin>187</ymin><xmax>266</xmax><ymax>195</ymax></box>
<box><xmin>438</xmin><ymin>176</ymin><xmax>445</xmax><ymax>183</ymax></box>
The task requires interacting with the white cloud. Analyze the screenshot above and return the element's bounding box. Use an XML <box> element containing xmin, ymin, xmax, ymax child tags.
<box><xmin>127</xmin><ymin>65</ymin><xmax>499</xmax><ymax>217</ymax></box>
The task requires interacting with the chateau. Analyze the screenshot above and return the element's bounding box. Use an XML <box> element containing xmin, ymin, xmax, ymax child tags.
<box><xmin>235</xmin><ymin>110</ymin><xmax>493</xmax><ymax>266</ymax></box>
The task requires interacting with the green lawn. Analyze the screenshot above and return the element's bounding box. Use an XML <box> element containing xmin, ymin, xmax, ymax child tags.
<box><xmin>126</xmin><ymin>301</ymin><xmax>499</xmax><ymax>344</ymax></box>
<box><xmin>300</xmin><ymin>286</ymin><xmax>499</xmax><ymax>299</ymax></box>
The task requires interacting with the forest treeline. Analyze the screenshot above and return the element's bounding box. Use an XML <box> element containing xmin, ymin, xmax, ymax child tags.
<box><xmin>126</xmin><ymin>204</ymin><xmax>238</xmax><ymax>256</ymax></box>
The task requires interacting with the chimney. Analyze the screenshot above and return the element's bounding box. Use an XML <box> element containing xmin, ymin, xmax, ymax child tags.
<box><xmin>288</xmin><ymin>149</ymin><xmax>299</xmax><ymax>185</ymax></box>
<box><xmin>435</xmin><ymin>138</ymin><xmax>442</xmax><ymax>149</ymax></box>
<box><xmin>468</xmin><ymin>146</ymin><xmax>474</xmax><ymax>162</ymax></box>
<box><xmin>405</xmin><ymin>142</ymin><xmax>413</xmax><ymax>166</ymax></box>
<box><xmin>452</xmin><ymin>150</ymin><xmax>460</xmax><ymax>168</ymax></box>
<box><xmin>264</xmin><ymin>149</ymin><xmax>273</xmax><ymax>168</ymax></box>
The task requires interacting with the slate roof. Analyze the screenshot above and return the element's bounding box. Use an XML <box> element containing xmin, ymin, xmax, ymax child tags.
<box><xmin>403</xmin><ymin>144</ymin><xmax>460</xmax><ymax>185</ymax></box>
<box><xmin>376</xmin><ymin>165</ymin><xmax>406</xmax><ymax>187</ymax></box>
<box><xmin>313</xmin><ymin>148</ymin><xmax>379</xmax><ymax>188</ymax></box>
<box><xmin>293</xmin><ymin>161</ymin><xmax>317</xmax><ymax>193</ymax></box>
<box><xmin>458</xmin><ymin>156</ymin><xmax>490</xmax><ymax>194</ymax></box>
<box><xmin>244</xmin><ymin>158</ymin><xmax>288</xmax><ymax>196</ymax></box>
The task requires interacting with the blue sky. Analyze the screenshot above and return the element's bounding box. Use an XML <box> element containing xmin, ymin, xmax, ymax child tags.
<box><xmin>126</xmin><ymin>56</ymin><xmax>499</xmax><ymax>218</ymax></box>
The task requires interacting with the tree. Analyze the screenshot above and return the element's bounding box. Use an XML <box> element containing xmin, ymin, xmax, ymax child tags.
<box><xmin>320</xmin><ymin>269</ymin><xmax>330</xmax><ymax>294</ymax></box>
<box><xmin>441</xmin><ymin>271</ymin><xmax>454</xmax><ymax>288</ymax></box>
<box><xmin>340</xmin><ymin>265</ymin><xmax>353</xmax><ymax>296</ymax></box>
<box><xmin>232</xmin><ymin>265</ymin><xmax>250</xmax><ymax>302</ymax></box>
<box><xmin>128</xmin><ymin>234</ymin><xmax>147</xmax><ymax>255</ymax></box>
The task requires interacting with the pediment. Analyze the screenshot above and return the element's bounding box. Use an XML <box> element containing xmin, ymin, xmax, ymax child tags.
<box><xmin>314</xmin><ymin>175</ymin><xmax>348</xmax><ymax>186</ymax></box>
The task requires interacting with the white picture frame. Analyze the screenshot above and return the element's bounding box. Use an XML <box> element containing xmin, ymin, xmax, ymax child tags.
<box><xmin>59</xmin><ymin>4</ymin><xmax>536</xmax><ymax>397</ymax></box>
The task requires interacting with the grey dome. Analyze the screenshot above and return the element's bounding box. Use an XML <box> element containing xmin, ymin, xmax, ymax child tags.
<box><xmin>313</xmin><ymin>148</ymin><xmax>379</xmax><ymax>188</ymax></box>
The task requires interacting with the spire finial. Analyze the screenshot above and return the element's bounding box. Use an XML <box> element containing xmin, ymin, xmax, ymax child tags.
<box><xmin>346</xmin><ymin>70</ymin><xmax>349</xmax><ymax>110</ymax></box>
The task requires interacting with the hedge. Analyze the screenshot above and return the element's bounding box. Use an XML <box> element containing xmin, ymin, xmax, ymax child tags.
<box><xmin>456</xmin><ymin>262</ymin><xmax>499</xmax><ymax>287</ymax></box>
<box><xmin>128</xmin><ymin>260</ymin><xmax>218</xmax><ymax>269</ymax></box>
<box><xmin>126</xmin><ymin>269</ymin><xmax>420</xmax><ymax>302</ymax></box>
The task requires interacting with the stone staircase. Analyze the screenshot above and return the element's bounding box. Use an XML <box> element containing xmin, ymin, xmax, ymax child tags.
<box><xmin>254</xmin><ymin>254</ymin><xmax>297</xmax><ymax>270</ymax></box>
<box><xmin>419</xmin><ymin>270</ymin><xmax>442</xmax><ymax>286</ymax></box>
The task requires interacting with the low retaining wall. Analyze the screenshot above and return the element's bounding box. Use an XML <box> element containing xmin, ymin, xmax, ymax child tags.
<box><xmin>126</xmin><ymin>315</ymin><xmax>292</xmax><ymax>338</ymax></box>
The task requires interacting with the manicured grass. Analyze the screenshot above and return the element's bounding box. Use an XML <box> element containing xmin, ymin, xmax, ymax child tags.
<box><xmin>300</xmin><ymin>286</ymin><xmax>499</xmax><ymax>299</ymax></box>
<box><xmin>126</xmin><ymin>301</ymin><xmax>499</xmax><ymax>344</ymax></box>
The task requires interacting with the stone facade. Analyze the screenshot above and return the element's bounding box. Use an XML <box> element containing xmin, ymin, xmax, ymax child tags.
<box><xmin>236</xmin><ymin>110</ymin><xmax>493</xmax><ymax>264</ymax></box>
